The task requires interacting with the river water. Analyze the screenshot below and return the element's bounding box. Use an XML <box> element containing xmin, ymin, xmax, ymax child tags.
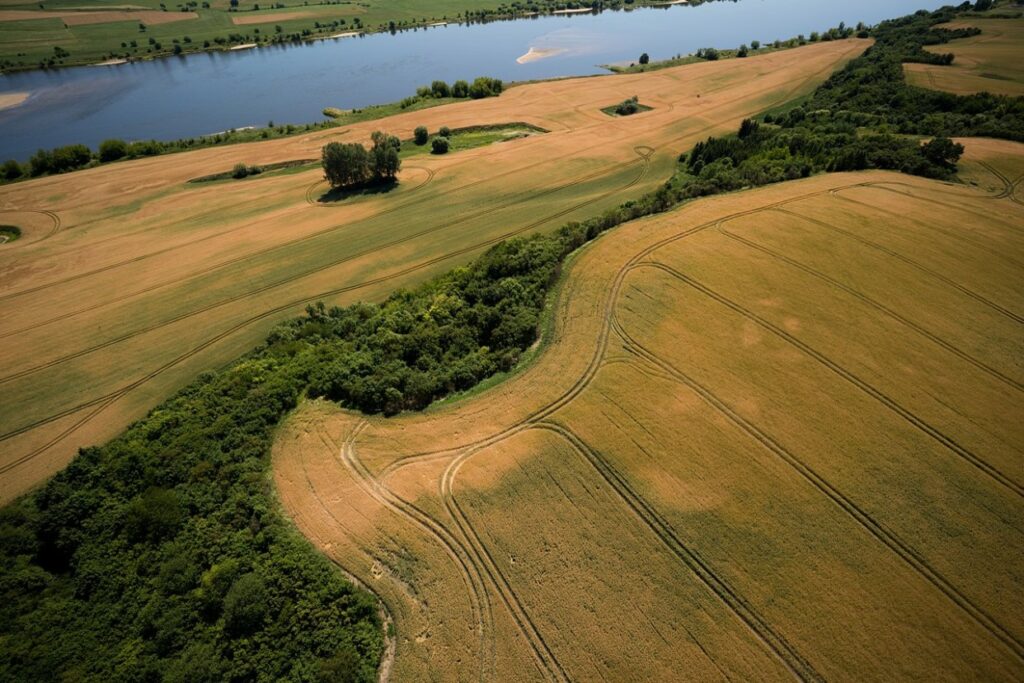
<box><xmin>0</xmin><ymin>0</ymin><xmax>946</xmax><ymax>161</ymax></box>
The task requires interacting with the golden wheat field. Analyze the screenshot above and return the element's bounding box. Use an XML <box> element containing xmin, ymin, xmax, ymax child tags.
<box><xmin>275</xmin><ymin>151</ymin><xmax>1024</xmax><ymax>681</ymax></box>
<box><xmin>904</xmin><ymin>17</ymin><xmax>1024</xmax><ymax>97</ymax></box>
<box><xmin>0</xmin><ymin>39</ymin><xmax>868</xmax><ymax>502</ymax></box>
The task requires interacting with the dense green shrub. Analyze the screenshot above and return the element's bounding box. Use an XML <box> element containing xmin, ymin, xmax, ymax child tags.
<box><xmin>98</xmin><ymin>138</ymin><xmax>128</xmax><ymax>162</ymax></box>
<box><xmin>413</xmin><ymin>125</ymin><xmax>429</xmax><ymax>145</ymax></box>
<box><xmin>431</xmin><ymin>136</ymin><xmax>450</xmax><ymax>154</ymax></box>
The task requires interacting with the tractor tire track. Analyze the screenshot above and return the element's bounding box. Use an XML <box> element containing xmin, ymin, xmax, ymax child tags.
<box><xmin>0</xmin><ymin>43</ymin><xmax>852</xmax><ymax>305</ymax></box>
<box><xmin>610</xmin><ymin>312</ymin><xmax>1024</xmax><ymax>662</ymax></box>
<box><xmin>0</xmin><ymin>147</ymin><xmax>653</xmax><ymax>480</ymax></box>
<box><xmin>634</xmin><ymin>260</ymin><xmax>1024</xmax><ymax>498</ymax></box>
<box><xmin>830</xmin><ymin>187</ymin><xmax>1024</xmax><ymax>268</ymax></box>
<box><xmin>0</xmin><ymin>209</ymin><xmax>60</xmax><ymax>244</ymax></box>
<box><xmin>770</xmin><ymin>206</ymin><xmax>1024</xmax><ymax>325</ymax></box>
<box><xmin>714</xmin><ymin>217</ymin><xmax>1024</xmax><ymax>391</ymax></box>
<box><xmin>441</xmin><ymin>445</ymin><xmax>570</xmax><ymax>683</ymax></box>
<box><xmin>533</xmin><ymin>420</ymin><xmax>822</xmax><ymax>682</ymax></box>
<box><xmin>379</xmin><ymin>183</ymin><xmax>865</xmax><ymax>478</ymax></box>
<box><xmin>282</xmin><ymin>420</ymin><xmax>399</xmax><ymax>683</ymax></box>
<box><xmin>338</xmin><ymin>420</ymin><xmax>494</xmax><ymax>683</ymax></box>
<box><xmin>0</xmin><ymin>150</ymin><xmax>651</xmax><ymax>386</ymax></box>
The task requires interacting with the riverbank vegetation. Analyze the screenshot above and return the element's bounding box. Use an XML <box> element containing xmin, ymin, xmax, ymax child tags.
<box><xmin>0</xmin><ymin>77</ymin><xmax>503</xmax><ymax>184</ymax></box>
<box><xmin>0</xmin><ymin>6</ymin><xmax>1019</xmax><ymax>681</ymax></box>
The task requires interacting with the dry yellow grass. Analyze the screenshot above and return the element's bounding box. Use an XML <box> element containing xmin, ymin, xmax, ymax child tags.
<box><xmin>275</xmin><ymin>159</ymin><xmax>1024</xmax><ymax>681</ymax></box>
<box><xmin>0</xmin><ymin>39</ymin><xmax>867</xmax><ymax>502</ymax></box>
<box><xmin>904</xmin><ymin>17</ymin><xmax>1024</xmax><ymax>97</ymax></box>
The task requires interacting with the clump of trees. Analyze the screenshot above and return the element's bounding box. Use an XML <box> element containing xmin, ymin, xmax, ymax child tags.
<box><xmin>231</xmin><ymin>162</ymin><xmax>263</xmax><ymax>179</ymax></box>
<box><xmin>321</xmin><ymin>130</ymin><xmax>401</xmax><ymax>188</ymax></box>
<box><xmin>615</xmin><ymin>96</ymin><xmax>641</xmax><ymax>116</ymax></box>
<box><xmin>401</xmin><ymin>76</ymin><xmax>502</xmax><ymax>109</ymax></box>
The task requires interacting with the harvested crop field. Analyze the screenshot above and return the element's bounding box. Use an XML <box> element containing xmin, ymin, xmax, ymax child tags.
<box><xmin>904</xmin><ymin>17</ymin><xmax>1024</xmax><ymax>97</ymax></box>
<box><xmin>275</xmin><ymin>165</ymin><xmax>1024</xmax><ymax>681</ymax></box>
<box><xmin>0</xmin><ymin>9</ymin><xmax>197</xmax><ymax>24</ymax></box>
<box><xmin>0</xmin><ymin>39</ymin><xmax>867</xmax><ymax>502</ymax></box>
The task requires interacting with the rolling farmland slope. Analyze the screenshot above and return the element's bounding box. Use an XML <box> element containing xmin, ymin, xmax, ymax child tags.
<box><xmin>0</xmin><ymin>38</ymin><xmax>867</xmax><ymax>502</ymax></box>
<box><xmin>276</xmin><ymin>161</ymin><xmax>1024</xmax><ymax>681</ymax></box>
<box><xmin>904</xmin><ymin>16</ymin><xmax>1024</xmax><ymax>97</ymax></box>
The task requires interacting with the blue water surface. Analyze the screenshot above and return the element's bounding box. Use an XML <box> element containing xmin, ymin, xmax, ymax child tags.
<box><xmin>0</xmin><ymin>0</ymin><xmax>947</xmax><ymax>160</ymax></box>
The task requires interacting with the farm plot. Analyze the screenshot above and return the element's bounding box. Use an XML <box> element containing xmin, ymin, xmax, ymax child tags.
<box><xmin>0</xmin><ymin>39</ymin><xmax>866</xmax><ymax>501</ymax></box>
<box><xmin>904</xmin><ymin>17</ymin><xmax>1024</xmax><ymax>97</ymax></box>
<box><xmin>276</xmin><ymin>164</ymin><xmax>1024</xmax><ymax>681</ymax></box>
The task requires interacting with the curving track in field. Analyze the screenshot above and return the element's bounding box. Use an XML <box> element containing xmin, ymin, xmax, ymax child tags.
<box><xmin>290</xmin><ymin>174</ymin><xmax>1024</xmax><ymax>680</ymax></box>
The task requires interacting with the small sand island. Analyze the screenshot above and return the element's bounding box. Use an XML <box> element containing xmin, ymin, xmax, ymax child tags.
<box><xmin>229</xmin><ymin>42</ymin><xmax>257</xmax><ymax>50</ymax></box>
<box><xmin>516</xmin><ymin>46</ymin><xmax>569</xmax><ymax>64</ymax></box>
<box><xmin>0</xmin><ymin>92</ymin><xmax>29</xmax><ymax>111</ymax></box>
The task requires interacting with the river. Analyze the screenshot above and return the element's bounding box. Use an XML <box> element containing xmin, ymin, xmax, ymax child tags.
<box><xmin>0</xmin><ymin>0</ymin><xmax>947</xmax><ymax>161</ymax></box>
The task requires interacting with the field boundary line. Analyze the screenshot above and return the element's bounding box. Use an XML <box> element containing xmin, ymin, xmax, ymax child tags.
<box><xmin>610</xmin><ymin>310</ymin><xmax>1024</xmax><ymax>662</ymax></box>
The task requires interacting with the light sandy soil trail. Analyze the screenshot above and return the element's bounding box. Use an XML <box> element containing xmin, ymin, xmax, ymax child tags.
<box><xmin>0</xmin><ymin>39</ymin><xmax>866</xmax><ymax>501</ymax></box>
<box><xmin>276</xmin><ymin>163</ymin><xmax>1024</xmax><ymax>681</ymax></box>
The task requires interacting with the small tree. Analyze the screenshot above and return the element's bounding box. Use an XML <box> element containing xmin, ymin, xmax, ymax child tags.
<box><xmin>232</xmin><ymin>162</ymin><xmax>249</xmax><ymax>179</ymax></box>
<box><xmin>921</xmin><ymin>137</ymin><xmax>964</xmax><ymax>170</ymax></box>
<box><xmin>452</xmin><ymin>79</ymin><xmax>470</xmax><ymax>98</ymax></box>
<box><xmin>438</xmin><ymin>126</ymin><xmax>451</xmax><ymax>138</ymax></box>
<box><xmin>98</xmin><ymin>138</ymin><xmax>128</xmax><ymax>162</ymax></box>
<box><xmin>639</xmin><ymin>52</ymin><xmax>649</xmax><ymax>65</ymax></box>
<box><xmin>414</xmin><ymin>126</ymin><xmax>428</xmax><ymax>145</ymax></box>
<box><xmin>431</xmin><ymin>137</ymin><xmax>449</xmax><ymax>154</ymax></box>
<box><xmin>430</xmin><ymin>80</ymin><xmax>450</xmax><ymax>98</ymax></box>
<box><xmin>751</xmin><ymin>40</ymin><xmax>760</xmax><ymax>50</ymax></box>
<box><xmin>370</xmin><ymin>130</ymin><xmax>401</xmax><ymax>180</ymax></box>
<box><xmin>1</xmin><ymin>159</ymin><xmax>23</xmax><ymax>181</ymax></box>
<box><xmin>737</xmin><ymin>44</ymin><xmax>748</xmax><ymax>58</ymax></box>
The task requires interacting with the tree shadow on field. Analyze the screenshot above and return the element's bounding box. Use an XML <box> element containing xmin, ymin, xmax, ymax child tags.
<box><xmin>317</xmin><ymin>178</ymin><xmax>398</xmax><ymax>204</ymax></box>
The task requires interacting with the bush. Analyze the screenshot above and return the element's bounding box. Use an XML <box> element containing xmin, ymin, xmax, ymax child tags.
<box><xmin>438</xmin><ymin>126</ymin><xmax>451</xmax><ymax>138</ymax></box>
<box><xmin>468</xmin><ymin>76</ymin><xmax>503</xmax><ymax>99</ymax></box>
<box><xmin>614</xmin><ymin>96</ymin><xmax>640</xmax><ymax>116</ymax></box>
<box><xmin>639</xmin><ymin>52</ymin><xmax>649</xmax><ymax>65</ymax></box>
<box><xmin>430</xmin><ymin>80</ymin><xmax>450</xmax><ymax>98</ymax></box>
<box><xmin>98</xmin><ymin>138</ymin><xmax>128</xmax><ymax>162</ymax></box>
<box><xmin>232</xmin><ymin>162</ymin><xmax>249</xmax><ymax>179</ymax></box>
<box><xmin>1</xmin><ymin>159</ymin><xmax>23</xmax><ymax>181</ymax></box>
<box><xmin>431</xmin><ymin>136</ymin><xmax>449</xmax><ymax>154</ymax></box>
<box><xmin>413</xmin><ymin>126</ymin><xmax>428</xmax><ymax>145</ymax></box>
<box><xmin>451</xmin><ymin>79</ymin><xmax>470</xmax><ymax>98</ymax></box>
